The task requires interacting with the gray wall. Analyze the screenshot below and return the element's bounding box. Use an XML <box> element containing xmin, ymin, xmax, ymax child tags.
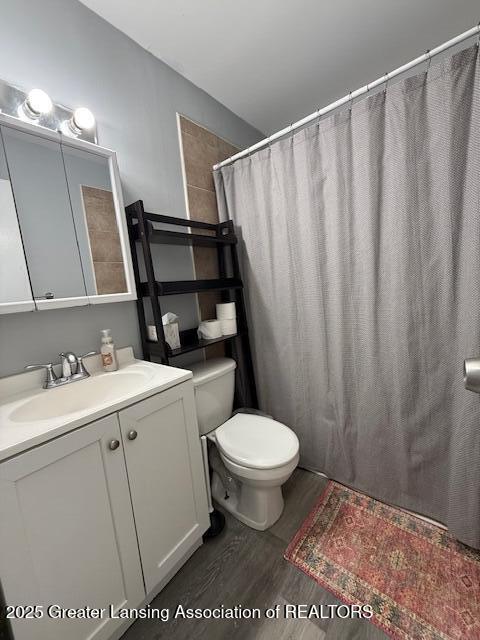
<box><xmin>0</xmin><ymin>0</ymin><xmax>262</xmax><ymax>377</ymax></box>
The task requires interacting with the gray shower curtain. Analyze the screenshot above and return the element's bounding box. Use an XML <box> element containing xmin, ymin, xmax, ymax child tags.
<box><xmin>214</xmin><ymin>45</ymin><xmax>480</xmax><ymax>548</ymax></box>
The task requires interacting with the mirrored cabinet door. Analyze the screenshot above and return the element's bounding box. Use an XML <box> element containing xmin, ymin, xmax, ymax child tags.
<box><xmin>0</xmin><ymin>130</ymin><xmax>34</xmax><ymax>313</ymax></box>
<box><xmin>1</xmin><ymin>126</ymin><xmax>87</xmax><ymax>303</ymax></box>
<box><xmin>62</xmin><ymin>145</ymin><xmax>128</xmax><ymax>297</ymax></box>
<box><xmin>0</xmin><ymin>111</ymin><xmax>135</xmax><ymax>314</ymax></box>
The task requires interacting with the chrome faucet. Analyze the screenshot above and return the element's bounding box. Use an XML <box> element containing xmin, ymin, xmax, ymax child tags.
<box><xmin>59</xmin><ymin>352</ymin><xmax>78</xmax><ymax>378</ymax></box>
<box><xmin>25</xmin><ymin>351</ymin><xmax>97</xmax><ymax>389</ymax></box>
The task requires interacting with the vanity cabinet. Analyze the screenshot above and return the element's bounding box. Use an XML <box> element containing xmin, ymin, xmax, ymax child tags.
<box><xmin>0</xmin><ymin>382</ymin><xmax>209</xmax><ymax>640</ymax></box>
<box><xmin>118</xmin><ymin>384</ymin><xmax>209</xmax><ymax>594</ymax></box>
<box><xmin>0</xmin><ymin>413</ymin><xmax>144</xmax><ymax>640</ymax></box>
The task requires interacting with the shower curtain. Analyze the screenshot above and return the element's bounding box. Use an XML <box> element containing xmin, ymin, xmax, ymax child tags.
<box><xmin>214</xmin><ymin>45</ymin><xmax>480</xmax><ymax>548</ymax></box>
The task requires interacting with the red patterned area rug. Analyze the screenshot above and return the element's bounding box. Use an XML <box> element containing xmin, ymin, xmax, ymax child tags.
<box><xmin>284</xmin><ymin>481</ymin><xmax>480</xmax><ymax>640</ymax></box>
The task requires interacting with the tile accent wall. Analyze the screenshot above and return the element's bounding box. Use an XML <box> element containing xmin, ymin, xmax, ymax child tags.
<box><xmin>179</xmin><ymin>115</ymin><xmax>239</xmax><ymax>358</ymax></box>
<box><xmin>81</xmin><ymin>185</ymin><xmax>127</xmax><ymax>294</ymax></box>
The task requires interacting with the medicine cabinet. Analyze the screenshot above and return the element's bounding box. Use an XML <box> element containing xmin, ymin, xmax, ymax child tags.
<box><xmin>0</xmin><ymin>112</ymin><xmax>135</xmax><ymax>313</ymax></box>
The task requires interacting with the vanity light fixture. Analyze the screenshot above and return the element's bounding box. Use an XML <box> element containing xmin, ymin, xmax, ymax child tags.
<box><xmin>0</xmin><ymin>77</ymin><xmax>97</xmax><ymax>143</ymax></box>
<box><xmin>73</xmin><ymin>107</ymin><xmax>95</xmax><ymax>130</ymax></box>
<box><xmin>18</xmin><ymin>88</ymin><xmax>53</xmax><ymax>120</ymax></box>
<box><xmin>62</xmin><ymin>107</ymin><xmax>96</xmax><ymax>136</ymax></box>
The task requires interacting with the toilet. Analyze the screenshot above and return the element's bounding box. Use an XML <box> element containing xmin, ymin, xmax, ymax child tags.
<box><xmin>189</xmin><ymin>357</ymin><xmax>299</xmax><ymax>531</ymax></box>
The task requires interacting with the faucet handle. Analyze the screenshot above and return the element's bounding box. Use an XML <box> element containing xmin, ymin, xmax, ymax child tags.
<box><xmin>76</xmin><ymin>351</ymin><xmax>97</xmax><ymax>378</ymax></box>
<box><xmin>80</xmin><ymin>351</ymin><xmax>97</xmax><ymax>359</ymax></box>
<box><xmin>25</xmin><ymin>363</ymin><xmax>58</xmax><ymax>388</ymax></box>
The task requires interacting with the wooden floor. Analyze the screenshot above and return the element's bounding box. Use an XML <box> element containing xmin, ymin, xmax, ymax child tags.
<box><xmin>122</xmin><ymin>468</ymin><xmax>387</xmax><ymax>640</ymax></box>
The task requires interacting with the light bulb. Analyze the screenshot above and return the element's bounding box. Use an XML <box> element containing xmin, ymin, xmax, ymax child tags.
<box><xmin>72</xmin><ymin>107</ymin><xmax>95</xmax><ymax>131</ymax></box>
<box><xmin>24</xmin><ymin>89</ymin><xmax>52</xmax><ymax>117</ymax></box>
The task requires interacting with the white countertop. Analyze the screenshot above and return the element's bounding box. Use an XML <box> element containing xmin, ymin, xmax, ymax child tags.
<box><xmin>0</xmin><ymin>347</ymin><xmax>192</xmax><ymax>462</ymax></box>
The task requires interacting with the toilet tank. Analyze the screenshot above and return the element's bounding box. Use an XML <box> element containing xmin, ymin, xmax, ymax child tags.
<box><xmin>189</xmin><ymin>358</ymin><xmax>237</xmax><ymax>435</ymax></box>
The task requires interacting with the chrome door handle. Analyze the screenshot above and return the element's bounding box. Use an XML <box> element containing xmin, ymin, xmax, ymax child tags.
<box><xmin>127</xmin><ymin>430</ymin><xmax>138</xmax><ymax>441</ymax></box>
<box><xmin>108</xmin><ymin>439</ymin><xmax>120</xmax><ymax>451</ymax></box>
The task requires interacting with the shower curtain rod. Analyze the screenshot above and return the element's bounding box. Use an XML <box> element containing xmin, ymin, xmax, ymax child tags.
<box><xmin>213</xmin><ymin>24</ymin><xmax>480</xmax><ymax>171</ymax></box>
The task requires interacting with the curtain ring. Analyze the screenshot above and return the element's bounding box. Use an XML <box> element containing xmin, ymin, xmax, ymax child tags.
<box><xmin>383</xmin><ymin>72</ymin><xmax>389</xmax><ymax>95</ymax></box>
<box><xmin>289</xmin><ymin>122</ymin><xmax>295</xmax><ymax>145</ymax></box>
<box><xmin>267</xmin><ymin>135</ymin><xmax>273</xmax><ymax>152</ymax></box>
<box><xmin>477</xmin><ymin>21</ymin><xmax>480</xmax><ymax>48</ymax></box>
<box><xmin>315</xmin><ymin>107</ymin><xmax>322</xmax><ymax>131</ymax></box>
<box><xmin>425</xmin><ymin>49</ymin><xmax>432</xmax><ymax>74</ymax></box>
<box><xmin>348</xmin><ymin>91</ymin><xmax>353</xmax><ymax>113</ymax></box>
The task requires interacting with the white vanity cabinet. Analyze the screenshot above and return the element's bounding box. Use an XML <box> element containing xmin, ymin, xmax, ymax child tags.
<box><xmin>118</xmin><ymin>383</ymin><xmax>210</xmax><ymax>594</ymax></box>
<box><xmin>0</xmin><ymin>413</ymin><xmax>144</xmax><ymax>640</ymax></box>
<box><xmin>0</xmin><ymin>380</ymin><xmax>210</xmax><ymax>640</ymax></box>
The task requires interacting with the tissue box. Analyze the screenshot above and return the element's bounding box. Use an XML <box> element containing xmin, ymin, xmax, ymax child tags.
<box><xmin>163</xmin><ymin>321</ymin><xmax>180</xmax><ymax>350</ymax></box>
<box><xmin>147</xmin><ymin>322</ymin><xmax>181</xmax><ymax>350</ymax></box>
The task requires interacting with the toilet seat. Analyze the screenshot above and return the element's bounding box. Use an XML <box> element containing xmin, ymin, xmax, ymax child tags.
<box><xmin>215</xmin><ymin>413</ymin><xmax>299</xmax><ymax>470</ymax></box>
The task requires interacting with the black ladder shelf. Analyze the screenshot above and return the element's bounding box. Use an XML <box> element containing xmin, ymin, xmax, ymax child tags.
<box><xmin>126</xmin><ymin>199</ymin><xmax>258</xmax><ymax>408</ymax></box>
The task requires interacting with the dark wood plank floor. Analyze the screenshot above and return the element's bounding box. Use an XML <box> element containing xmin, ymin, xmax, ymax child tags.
<box><xmin>122</xmin><ymin>468</ymin><xmax>387</xmax><ymax>640</ymax></box>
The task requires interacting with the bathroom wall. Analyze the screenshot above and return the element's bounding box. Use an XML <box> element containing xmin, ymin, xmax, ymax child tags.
<box><xmin>0</xmin><ymin>0</ymin><xmax>262</xmax><ymax>378</ymax></box>
<box><xmin>178</xmin><ymin>115</ymin><xmax>240</xmax><ymax>359</ymax></box>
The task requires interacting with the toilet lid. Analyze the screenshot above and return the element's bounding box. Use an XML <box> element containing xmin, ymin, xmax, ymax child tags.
<box><xmin>215</xmin><ymin>413</ymin><xmax>299</xmax><ymax>470</ymax></box>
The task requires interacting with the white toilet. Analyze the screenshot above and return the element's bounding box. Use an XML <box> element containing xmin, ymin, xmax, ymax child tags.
<box><xmin>190</xmin><ymin>357</ymin><xmax>299</xmax><ymax>531</ymax></box>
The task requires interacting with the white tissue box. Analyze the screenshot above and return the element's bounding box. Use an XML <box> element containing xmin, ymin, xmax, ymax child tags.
<box><xmin>164</xmin><ymin>321</ymin><xmax>180</xmax><ymax>350</ymax></box>
<box><xmin>147</xmin><ymin>322</ymin><xmax>181</xmax><ymax>350</ymax></box>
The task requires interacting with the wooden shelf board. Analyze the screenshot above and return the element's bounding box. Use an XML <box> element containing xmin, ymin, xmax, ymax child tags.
<box><xmin>139</xmin><ymin>278</ymin><xmax>242</xmax><ymax>297</ymax></box>
<box><xmin>135</xmin><ymin>227</ymin><xmax>236</xmax><ymax>247</ymax></box>
<box><xmin>145</xmin><ymin>331</ymin><xmax>243</xmax><ymax>358</ymax></box>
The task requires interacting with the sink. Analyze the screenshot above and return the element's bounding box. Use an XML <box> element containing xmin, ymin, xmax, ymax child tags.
<box><xmin>0</xmin><ymin>348</ymin><xmax>193</xmax><ymax>463</ymax></box>
<box><xmin>10</xmin><ymin>370</ymin><xmax>153</xmax><ymax>422</ymax></box>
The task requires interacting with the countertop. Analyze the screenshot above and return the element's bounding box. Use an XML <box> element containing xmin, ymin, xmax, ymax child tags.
<box><xmin>0</xmin><ymin>347</ymin><xmax>192</xmax><ymax>462</ymax></box>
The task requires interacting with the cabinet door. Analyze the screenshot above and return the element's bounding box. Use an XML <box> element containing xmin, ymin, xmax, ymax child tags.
<box><xmin>0</xmin><ymin>414</ymin><xmax>144</xmax><ymax>640</ymax></box>
<box><xmin>1</xmin><ymin>126</ymin><xmax>87</xmax><ymax>304</ymax></box>
<box><xmin>119</xmin><ymin>382</ymin><xmax>210</xmax><ymax>594</ymax></box>
<box><xmin>0</xmin><ymin>131</ymin><xmax>34</xmax><ymax>313</ymax></box>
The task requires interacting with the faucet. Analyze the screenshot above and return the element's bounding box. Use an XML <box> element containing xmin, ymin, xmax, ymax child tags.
<box><xmin>59</xmin><ymin>352</ymin><xmax>78</xmax><ymax>378</ymax></box>
<box><xmin>25</xmin><ymin>351</ymin><xmax>97</xmax><ymax>389</ymax></box>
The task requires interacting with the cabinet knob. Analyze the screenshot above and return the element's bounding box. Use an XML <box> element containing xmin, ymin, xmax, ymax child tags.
<box><xmin>127</xmin><ymin>430</ymin><xmax>138</xmax><ymax>441</ymax></box>
<box><xmin>108</xmin><ymin>439</ymin><xmax>120</xmax><ymax>451</ymax></box>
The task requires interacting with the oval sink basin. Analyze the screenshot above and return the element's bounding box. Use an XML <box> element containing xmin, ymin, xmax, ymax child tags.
<box><xmin>10</xmin><ymin>371</ymin><xmax>152</xmax><ymax>422</ymax></box>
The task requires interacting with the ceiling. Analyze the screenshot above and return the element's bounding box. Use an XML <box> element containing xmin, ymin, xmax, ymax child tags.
<box><xmin>79</xmin><ymin>0</ymin><xmax>480</xmax><ymax>135</ymax></box>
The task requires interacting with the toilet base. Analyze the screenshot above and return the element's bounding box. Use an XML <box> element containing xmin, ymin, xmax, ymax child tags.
<box><xmin>211</xmin><ymin>471</ymin><xmax>284</xmax><ymax>531</ymax></box>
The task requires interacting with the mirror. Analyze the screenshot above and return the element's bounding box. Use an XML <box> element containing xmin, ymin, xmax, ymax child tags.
<box><xmin>0</xmin><ymin>114</ymin><xmax>135</xmax><ymax>313</ymax></box>
<box><xmin>2</xmin><ymin>127</ymin><xmax>87</xmax><ymax>302</ymax></box>
<box><xmin>0</xmin><ymin>129</ymin><xmax>34</xmax><ymax>312</ymax></box>
<box><xmin>62</xmin><ymin>145</ymin><xmax>128</xmax><ymax>297</ymax></box>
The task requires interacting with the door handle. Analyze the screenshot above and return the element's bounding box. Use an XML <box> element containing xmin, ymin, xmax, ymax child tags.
<box><xmin>464</xmin><ymin>358</ymin><xmax>480</xmax><ymax>393</ymax></box>
<box><xmin>127</xmin><ymin>430</ymin><xmax>138</xmax><ymax>441</ymax></box>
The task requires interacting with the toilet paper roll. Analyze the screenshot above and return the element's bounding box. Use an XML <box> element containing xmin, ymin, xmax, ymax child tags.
<box><xmin>220</xmin><ymin>317</ymin><xmax>237</xmax><ymax>336</ymax></box>
<box><xmin>197</xmin><ymin>319</ymin><xmax>223</xmax><ymax>340</ymax></box>
<box><xmin>216</xmin><ymin>302</ymin><xmax>236</xmax><ymax>320</ymax></box>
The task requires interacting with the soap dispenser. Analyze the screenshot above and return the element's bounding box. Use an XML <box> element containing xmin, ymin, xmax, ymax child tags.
<box><xmin>100</xmin><ymin>329</ymin><xmax>118</xmax><ymax>372</ymax></box>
